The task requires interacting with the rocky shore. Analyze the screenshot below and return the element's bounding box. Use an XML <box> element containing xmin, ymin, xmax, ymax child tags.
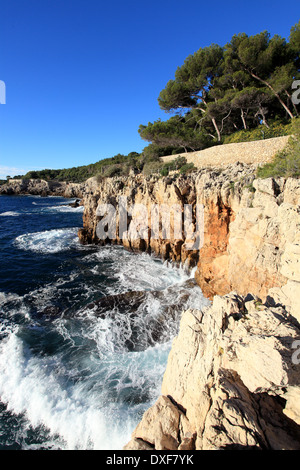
<box><xmin>2</xmin><ymin>158</ymin><xmax>300</xmax><ymax>450</ymax></box>
<box><xmin>78</xmin><ymin>163</ymin><xmax>300</xmax><ymax>317</ymax></box>
<box><xmin>77</xmin><ymin>162</ymin><xmax>300</xmax><ymax>450</ymax></box>
<box><xmin>125</xmin><ymin>291</ymin><xmax>300</xmax><ymax>450</ymax></box>
<box><xmin>0</xmin><ymin>178</ymin><xmax>84</xmax><ymax>198</ymax></box>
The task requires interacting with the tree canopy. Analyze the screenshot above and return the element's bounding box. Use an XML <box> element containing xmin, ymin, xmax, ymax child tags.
<box><xmin>142</xmin><ymin>21</ymin><xmax>300</xmax><ymax>150</ymax></box>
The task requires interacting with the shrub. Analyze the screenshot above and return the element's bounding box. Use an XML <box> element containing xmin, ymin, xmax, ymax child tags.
<box><xmin>157</xmin><ymin>156</ymin><xmax>189</xmax><ymax>177</ymax></box>
<box><xmin>223</xmin><ymin>120</ymin><xmax>293</xmax><ymax>145</ymax></box>
<box><xmin>102</xmin><ymin>164</ymin><xmax>123</xmax><ymax>178</ymax></box>
<box><xmin>257</xmin><ymin>118</ymin><xmax>300</xmax><ymax>179</ymax></box>
<box><xmin>179</xmin><ymin>163</ymin><xmax>196</xmax><ymax>174</ymax></box>
<box><xmin>141</xmin><ymin>144</ymin><xmax>175</xmax><ymax>162</ymax></box>
<box><xmin>142</xmin><ymin>161</ymin><xmax>164</xmax><ymax>176</ymax></box>
<box><xmin>95</xmin><ymin>174</ymin><xmax>104</xmax><ymax>184</ymax></box>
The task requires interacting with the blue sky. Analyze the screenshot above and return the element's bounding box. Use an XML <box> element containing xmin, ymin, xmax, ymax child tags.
<box><xmin>0</xmin><ymin>0</ymin><xmax>299</xmax><ymax>178</ymax></box>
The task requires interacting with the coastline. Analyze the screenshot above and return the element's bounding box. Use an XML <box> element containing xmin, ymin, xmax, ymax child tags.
<box><xmin>0</xmin><ymin>178</ymin><xmax>84</xmax><ymax>199</ymax></box>
<box><xmin>1</xmin><ymin>152</ymin><xmax>300</xmax><ymax>450</ymax></box>
<box><xmin>76</xmin><ymin>161</ymin><xmax>300</xmax><ymax>450</ymax></box>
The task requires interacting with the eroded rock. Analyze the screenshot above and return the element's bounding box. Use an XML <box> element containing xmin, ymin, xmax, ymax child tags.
<box><xmin>125</xmin><ymin>292</ymin><xmax>300</xmax><ymax>450</ymax></box>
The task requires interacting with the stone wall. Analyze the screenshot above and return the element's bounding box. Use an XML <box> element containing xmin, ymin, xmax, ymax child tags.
<box><xmin>161</xmin><ymin>136</ymin><xmax>290</xmax><ymax>169</ymax></box>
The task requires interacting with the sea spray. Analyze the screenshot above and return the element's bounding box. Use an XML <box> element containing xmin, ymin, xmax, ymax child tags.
<box><xmin>0</xmin><ymin>195</ymin><xmax>210</xmax><ymax>449</ymax></box>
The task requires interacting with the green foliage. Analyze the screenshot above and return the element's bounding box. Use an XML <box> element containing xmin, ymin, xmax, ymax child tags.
<box><xmin>142</xmin><ymin>161</ymin><xmax>164</xmax><ymax>176</ymax></box>
<box><xmin>141</xmin><ymin>144</ymin><xmax>178</xmax><ymax>162</ymax></box>
<box><xmin>257</xmin><ymin>118</ymin><xmax>300</xmax><ymax>178</ymax></box>
<box><xmin>171</xmin><ymin>156</ymin><xmax>187</xmax><ymax>168</ymax></box>
<box><xmin>21</xmin><ymin>151</ymin><xmax>141</xmax><ymax>182</ymax></box>
<box><xmin>159</xmin><ymin>156</ymin><xmax>186</xmax><ymax>175</ymax></box>
<box><xmin>145</xmin><ymin>20</ymin><xmax>299</xmax><ymax>151</ymax></box>
<box><xmin>158</xmin><ymin>80</ymin><xmax>197</xmax><ymax>111</ymax></box>
<box><xmin>138</xmin><ymin>115</ymin><xmax>208</xmax><ymax>152</ymax></box>
<box><xmin>179</xmin><ymin>163</ymin><xmax>196</xmax><ymax>174</ymax></box>
<box><xmin>290</xmin><ymin>20</ymin><xmax>300</xmax><ymax>66</ymax></box>
<box><xmin>156</xmin><ymin>156</ymin><xmax>196</xmax><ymax>176</ymax></box>
<box><xmin>223</xmin><ymin>120</ymin><xmax>293</xmax><ymax>144</ymax></box>
<box><xmin>160</xmin><ymin>167</ymin><xmax>169</xmax><ymax>177</ymax></box>
<box><xmin>142</xmin><ymin>156</ymin><xmax>191</xmax><ymax>177</ymax></box>
<box><xmin>25</xmin><ymin>170</ymin><xmax>40</xmax><ymax>179</ymax></box>
<box><xmin>102</xmin><ymin>164</ymin><xmax>123</xmax><ymax>178</ymax></box>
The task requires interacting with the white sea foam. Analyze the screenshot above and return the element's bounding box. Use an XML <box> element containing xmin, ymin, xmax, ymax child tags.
<box><xmin>0</xmin><ymin>292</ymin><xmax>21</xmax><ymax>306</ymax></box>
<box><xmin>14</xmin><ymin>228</ymin><xmax>80</xmax><ymax>253</ymax></box>
<box><xmin>0</xmin><ymin>332</ymin><xmax>106</xmax><ymax>449</ymax></box>
<box><xmin>0</xmin><ymin>329</ymin><xmax>167</xmax><ymax>449</ymax></box>
<box><xmin>0</xmin><ymin>243</ymin><xmax>209</xmax><ymax>449</ymax></box>
<box><xmin>0</xmin><ymin>319</ymin><xmax>18</xmax><ymax>338</ymax></box>
<box><xmin>46</xmin><ymin>205</ymin><xmax>84</xmax><ymax>213</ymax></box>
<box><xmin>83</xmin><ymin>246</ymin><xmax>191</xmax><ymax>294</ymax></box>
<box><xmin>31</xmin><ymin>201</ymin><xmax>83</xmax><ymax>213</ymax></box>
<box><xmin>0</xmin><ymin>211</ymin><xmax>20</xmax><ymax>217</ymax></box>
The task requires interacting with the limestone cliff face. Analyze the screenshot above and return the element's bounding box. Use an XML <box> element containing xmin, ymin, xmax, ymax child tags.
<box><xmin>0</xmin><ymin>178</ymin><xmax>84</xmax><ymax>198</ymax></box>
<box><xmin>79</xmin><ymin>163</ymin><xmax>254</xmax><ymax>271</ymax></box>
<box><xmin>125</xmin><ymin>292</ymin><xmax>300</xmax><ymax>450</ymax></box>
<box><xmin>78</xmin><ymin>170</ymin><xmax>211</xmax><ymax>266</ymax></box>
<box><xmin>78</xmin><ymin>164</ymin><xmax>300</xmax><ymax>320</ymax></box>
<box><xmin>226</xmin><ymin>177</ymin><xmax>300</xmax><ymax>321</ymax></box>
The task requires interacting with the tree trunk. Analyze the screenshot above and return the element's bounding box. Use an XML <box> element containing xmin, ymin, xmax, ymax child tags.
<box><xmin>257</xmin><ymin>107</ymin><xmax>270</xmax><ymax>129</ymax></box>
<box><xmin>197</xmin><ymin>101</ymin><xmax>221</xmax><ymax>141</ymax></box>
<box><xmin>241</xmin><ymin>109</ymin><xmax>247</xmax><ymax>130</ymax></box>
<box><xmin>285</xmin><ymin>90</ymin><xmax>299</xmax><ymax>117</ymax></box>
<box><xmin>250</xmin><ymin>71</ymin><xmax>295</xmax><ymax>119</ymax></box>
<box><xmin>211</xmin><ymin>118</ymin><xmax>221</xmax><ymax>141</ymax></box>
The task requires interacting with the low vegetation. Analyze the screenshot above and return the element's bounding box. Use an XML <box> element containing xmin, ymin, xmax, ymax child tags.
<box><xmin>257</xmin><ymin>117</ymin><xmax>300</xmax><ymax>178</ymax></box>
<box><xmin>223</xmin><ymin>120</ymin><xmax>294</xmax><ymax>144</ymax></box>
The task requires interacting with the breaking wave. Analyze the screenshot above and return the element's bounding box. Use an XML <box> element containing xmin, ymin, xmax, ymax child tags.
<box><xmin>0</xmin><ymin>195</ymin><xmax>210</xmax><ymax>450</ymax></box>
<box><xmin>14</xmin><ymin>228</ymin><xmax>80</xmax><ymax>254</ymax></box>
<box><xmin>0</xmin><ymin>211</ymin><xmax>20</xmax><ymax>217</ymax></box>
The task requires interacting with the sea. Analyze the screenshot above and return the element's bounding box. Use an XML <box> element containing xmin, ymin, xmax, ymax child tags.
<box><xmin>0</xmin><ymin>194</ymin><xmax>209</xmax><ymax>450</ymax></box>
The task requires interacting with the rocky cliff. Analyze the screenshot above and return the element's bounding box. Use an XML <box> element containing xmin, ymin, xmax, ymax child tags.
<box><xmin>0</xmin><ymin>178</ymin><xmax>85</xmax><ymax>198</ymax></box>
<box><xmin>78</xmin><ymin>164</ymin><xmax>300</xmax><ymax>320</ymax></box>
<box><xmin>125</xmin><ymin>292</ymin><xmax>300</xmax><ymax>450</ymax></box>
<box><xmin>77</xmin><ymin>162</ymin><xmax>300</xmax><ymax>450</ymax></box>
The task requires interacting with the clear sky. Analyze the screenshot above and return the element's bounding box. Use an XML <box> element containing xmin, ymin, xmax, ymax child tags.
<box><xmin>0</xmin><ymin>0</ymin><xmax>299</xmax><ymax>178</ymax></box>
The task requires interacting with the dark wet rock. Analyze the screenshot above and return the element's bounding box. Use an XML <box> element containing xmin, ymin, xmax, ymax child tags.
<box><xmin>37</xmin><ymin>305</ymin><xmax>62</xmax><ymax>317</ymax></box>
<box><xmin>68</xmin><ymin>199</ymin><xmax>81</xmax><ymax>208</ymax></box>
<box><xmin>87</xmin><ymin>291</ymin><xmax>147</xmax><ymax>316</ymax></box>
